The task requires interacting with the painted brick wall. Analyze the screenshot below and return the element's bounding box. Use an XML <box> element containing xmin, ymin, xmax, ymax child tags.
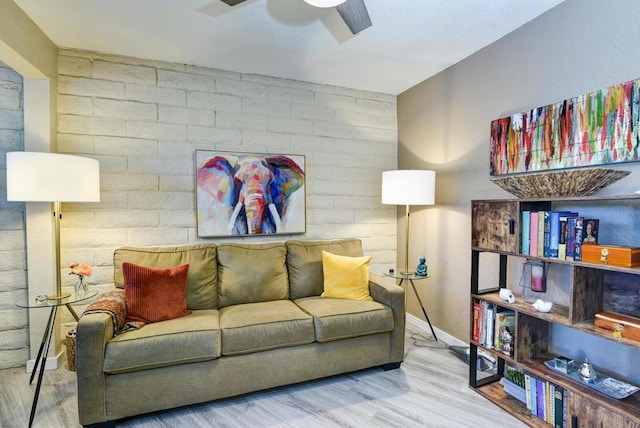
<box><xmin>56</xmin><ymin>50</ymin><xmax>398</xmax><ymax>314</ymax></box>
<box><xmin>0</xmin><ymin>62</ymin><xmax>28</xmax><ymax>369</ymax></box>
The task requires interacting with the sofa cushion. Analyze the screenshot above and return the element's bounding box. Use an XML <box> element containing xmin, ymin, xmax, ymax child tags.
<box><xmin>321</xmin><ymin>251</ymin><xmax>373</xmax><ymax>301</ymax></box>
<box><xmin>123</xmin><ymin>262</ymin><xmax>192</xmax><ymax>323</ymax></box>
<box><xmin>286</xmin><ymin>239</ymin><xmax>363</xmax><ymax>299</ymax></box>
<box><xmin>219</xmin><ymin>300</ymin><xmax>314</xmax><ymax>356</ymax></box>
<box><xmin>294</xmin><ymin>296</ymin><xmax>394</xmax><ymax>342</ymax></box>
<box><xmin>217</xmin><ymin>243</ymin><xmax>288</xmax><ymax>308</ymax></box>
<box><xmin>103</xmin><ymin>309</ymin><xmax>221</xmax><ymax>374</ymax></box>
<box><xmin>114</xmin><ymin>244</ymin><xmax>218</xmax><ymax>310</ymax></box>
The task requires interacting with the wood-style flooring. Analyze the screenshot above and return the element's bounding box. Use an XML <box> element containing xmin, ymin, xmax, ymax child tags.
<box><xmin>0</xmin><ymin>325</ymin><xmax>525</xmax><ymax>427</ymax></box>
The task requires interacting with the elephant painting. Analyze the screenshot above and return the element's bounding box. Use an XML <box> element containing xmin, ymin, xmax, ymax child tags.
<box><xmin>196</xmin><ymin>151</ymin><xmax>305</xmax><ymax>237</ymax></box>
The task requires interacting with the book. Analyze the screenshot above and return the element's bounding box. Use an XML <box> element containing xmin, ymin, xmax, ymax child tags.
<box><xmin>548</xmin><ymin>383</ymin><xmax>554</xmax><ymax>423</ymax></box>
<box><xmin>582</xmin><ymin>218</ymin><xmax>599</xmax><ymax>245</ymax></box>
<box><xmin>524</xmin><ymin>374</ymin><xmax>532</xmax><ymax>411</ymax></box>
<box><xmin>521</xmin><ymin>211</ymin><xmax>531</xmax><ymax>255</ymax></box>
<box><xmin>554</xmin><ymin>385</ymin><xmax>564</xmax><ymax>428</ymax></box>
<box><xmin>530</xmin><ymin>375</ymin><xmax>538</xmax><ymax>416</ymax></box>
<box><xmin>574</xmin><ymin>217</ymin><xmax>584</xmax><ymax>261</ymax></box>
<box><xmin>536</xmin><ymin>379</ymin><xmax>545</xmax><ymax>420</ymax></box>
<box><xmin>493</xmin><ymin>309</ymin><xmax>515</xmax><ymax>356</ymax></box>
<box><xmin>543</xmin><ymin>211</ymin><xmax>552</xmax><ymax>258</ymax></box>
<box><xmin>478</xmin><ymin>300</ymin><xmax>487</xmax><ymax>345</ymax></box>
<box><xmin>472</xmin><ymin>301</ymin><xmax>480</xmax><ymax>342</ymax></box>
<box><xmin>549</xmin><ymin>211</ymin><xmax>560</xmax><ymax>258</ymax></box>
<box><xmin>537</xmin><ymin>211</ymin><xmax>545</xmax><ymax>258</ymax></box>
<box><xmin>566</xmin><ymin>216</ymin><xmax>578</xmax><ymax>259</ymax></box>
<box><xmin>530</xmin><ymin>211</ymin><xmax>539</xmax><ymax>256</ymax></box>
<box><xmin>485</xmin><ymin>304</ymin><xmax>496</xmax><ymax>348</ymax></box>
<box><xmin>558</xmin><ymin>216</ymin><xmax>568</xmax><ymax>260</ymax></box>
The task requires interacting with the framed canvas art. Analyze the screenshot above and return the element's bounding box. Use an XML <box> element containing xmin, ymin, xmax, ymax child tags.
<box><xmin>490</xmin><ymin>77</ymin><xmax>640</xmax><ymax>176</ymax></box>
<box><xmin>195</xmin><ymin>150</ymin><xmax>306</xmax><ymax>237</ymax></box>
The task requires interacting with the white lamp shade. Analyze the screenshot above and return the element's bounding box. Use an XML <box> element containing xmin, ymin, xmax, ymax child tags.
<box><xmin>381</xmin><ymin>170</ymin><xmax>435</xmax><ymax>206</ymax></box>
<box><xmin>304</xmin><ymin>0</ymin><xmax>347</xmax><ymax>7</ymax></box>
<box><xmin>6</xmin><ymin>152</ymin><xmax>100</xmax><ymax>202</ymax></box>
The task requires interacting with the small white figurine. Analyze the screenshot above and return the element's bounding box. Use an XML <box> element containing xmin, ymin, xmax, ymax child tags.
<box><xmin>532</xmin><ymin>299</ymin><xmax>553</xmax><ymax>313</ymax></box>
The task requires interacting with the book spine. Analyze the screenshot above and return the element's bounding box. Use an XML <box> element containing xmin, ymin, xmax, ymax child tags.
<box><xmin>543</xmin><ymin>211</ymin><xmax>552</xmax><ymax>258</ymax></box>
<box><xmin>574</xmin><ymin>217</ymin><xmax>584</xmax><ymax>261</ymax></box>
<box><xmin>479</xmin><ymin>300</ymin><xmax>487</xmax><ymax>345</ymax></box>
<box><xmin>548</xmin><ymin>383</ymin><xmax>555</xmax><ymax>423</ymax></box>
<box><xmin>530</xmin><ymin>211</ymin><xmax>539</xmax><ymax>256</ymax></box>
<box><xmin>472</xmin><ymin>301</ymin><xmax>480</xmax><ymax>342</ymax></box>
<box><xmin>566</xmin><ymin>217</ymin><xmax>577</xmax><ymax>259</ymax></box>
<box><xmin>521</xmin><ymin>211</ymin><xmax>530</xmax><ymax>255</ymax></box>
<box><xmin>558</xmin><ymin>216</ymin><xmax>568</xmax><ymax>260</ymax></box>
<box><xmin>530</xmin><ymin>375</ymin><xmax>537</xmax><ymax>416</ymax></box>
<box><xmin>537</xmin><ymin>211</ymin><xmax>545</xmax><ymax>258</ymax></box>
<box><xmin>549</xmin><ymin>211</ymin><xmax>560</xmax><ymax>258</ymax></box>
<box><xmin>536</xmin><ymin>379</ymin><xmax>545</xmax><ymax>420</ymax></box>
<box><xmin>485</xmin><ymin>304</ymin><xmax>495</xmax><ymax>348</ymax></box>
<box><xmin>554</xmin><ymin>385</ymin><xmax>564</xmax><ymax>428</ymax></box>
<box><xmin>524</xmin><ymin>374</ymin><xmax>532</xmax><ymax>411</ymax></box>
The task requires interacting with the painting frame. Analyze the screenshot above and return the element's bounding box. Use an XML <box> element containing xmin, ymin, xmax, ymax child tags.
<box><xmin>195</xmin><ymin>150</ymin><xmax>306</xmax><ymax>238</ymax></box>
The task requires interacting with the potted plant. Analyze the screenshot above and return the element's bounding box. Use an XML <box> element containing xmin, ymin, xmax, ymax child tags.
<box><xmin>501</xmin><ymin>367</ymin><xmax>526</xmax><ymax>404</ymax></box>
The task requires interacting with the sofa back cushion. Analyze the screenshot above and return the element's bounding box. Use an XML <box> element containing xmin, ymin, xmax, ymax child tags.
<box><xmin>217</xmin><ymin>242</ymin><xmax>289</xmax><ymax>308</ymax></box>
<box><xmin>286</xmin><ymin>239</ymin><xmax>363</xmax><ymax>299</ymax></box>
<box><xmin>114</xmin><ymin>244</ymin><xmax>218</xmax><ymax>310</ymax></box>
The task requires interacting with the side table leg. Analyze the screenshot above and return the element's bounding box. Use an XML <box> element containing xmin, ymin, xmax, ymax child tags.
<box><xmin>409</xmin><ymin>279</ymin><xmax>438</xmax><ymax>341</ymax></box>
<box><xmin>65</xmin><ymin>303</ymin><xmax>79</xmax><ymax>321</ymax></box>
<box><xmin>29</xmin><ymin>305</ymin><xmax>57</xmax><ymax>428</ymax></box>
<box><xmin>29</xmin><ymin>306</ymin><xmax>56</xmax><ymax>385</ymax></box>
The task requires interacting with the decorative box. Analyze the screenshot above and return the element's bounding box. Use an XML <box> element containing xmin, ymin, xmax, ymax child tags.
<box><xmin>595</xmin><ymin>311</ymin><xmax>640</xmax><ymax>342</ymax></box>
<box><xmin>581</xmin><ymin>244</ymin><xmax>640</xmax><ymax>268</ymax></box>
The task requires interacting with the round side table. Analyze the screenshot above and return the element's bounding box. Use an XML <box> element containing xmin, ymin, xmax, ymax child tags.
<box><xmin>16</xmin><ymin>290</ymin><xmax>97</xmax><ymax>427</ymax></box>
<box><xmin>384</xmin><ymin>271</ymin><xmax>437</xmax><ymax>341</ymax></box>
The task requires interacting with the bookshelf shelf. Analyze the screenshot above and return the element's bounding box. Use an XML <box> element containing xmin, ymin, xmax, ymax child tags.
<box><xmin>469</xmin><ymin>196</ymin><xmax>640</xmax><ymax>428</ymax></box>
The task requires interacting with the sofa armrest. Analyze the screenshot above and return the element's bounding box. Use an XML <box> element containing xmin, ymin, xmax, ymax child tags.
<box><xmin>76</xmin><ymin>312</ymin><xmax>114</xmax><ymax>425</ymax></box>
<box><xmin>369</xmin><ymin>273</ymin><xmax>405</xmax><ymax>364</ymax></box>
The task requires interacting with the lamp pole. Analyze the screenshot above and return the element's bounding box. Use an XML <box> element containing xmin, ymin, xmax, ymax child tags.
<box><xmin>403</xmin><ymin>204</ymin><xmax>411</xmax><ymax>276</ymax></box>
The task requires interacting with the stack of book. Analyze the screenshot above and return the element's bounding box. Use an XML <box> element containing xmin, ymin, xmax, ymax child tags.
<box><xmin>472</xmin><ymin>301</ymin><xmax>515</xmax><ymax>356</ymax></box>
<box><xmin>521</xmin><ymin>210</ymin><xmax>599</xmax><ymax>262</ymax></box>
<box><xmin>523</xmin><ymin>373</ymin><xmax>567</xmax><ymax>428</ymax></box>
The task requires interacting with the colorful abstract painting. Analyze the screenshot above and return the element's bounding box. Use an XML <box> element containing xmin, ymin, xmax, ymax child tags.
<box><xmin>196</xmin><ymin>151</ymin><xmax>306</xmax><ymax>237</ymax></box>
<box><xmin>490</xmin><ymin>78</ymin><xmax>640</xmax><ymax>175</ymax></box>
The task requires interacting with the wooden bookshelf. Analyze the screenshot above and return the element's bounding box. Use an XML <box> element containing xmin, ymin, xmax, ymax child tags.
<box><xmin>470</xmin><ymin>196</ymin><xmax>640</xmax><ymax>428</ymax></box>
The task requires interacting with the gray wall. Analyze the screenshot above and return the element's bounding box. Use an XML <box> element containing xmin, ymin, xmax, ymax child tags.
<box><xmin>398</xmin><ymin>0</ymin><xmax>640</xmax><ymax>383</ymax></box>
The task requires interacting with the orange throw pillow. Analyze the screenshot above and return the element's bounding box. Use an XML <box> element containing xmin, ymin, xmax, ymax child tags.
<box><xmin>123</xmin><ymin>262</ymin><xmax>192</xmax><ymax>323</ymax></box>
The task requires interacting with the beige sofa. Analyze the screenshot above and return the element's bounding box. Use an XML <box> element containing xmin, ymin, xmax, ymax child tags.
<box><xmin>76</xmin><ymin>239</ymin><xmax>405</xmax><ymax>427</ymax></box>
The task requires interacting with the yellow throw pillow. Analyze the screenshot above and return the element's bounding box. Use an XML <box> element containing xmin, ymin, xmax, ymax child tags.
<box><xmin>321</xmin><ymin>251</ymin><xmax>373</xmax><ymax>301</ymax></box>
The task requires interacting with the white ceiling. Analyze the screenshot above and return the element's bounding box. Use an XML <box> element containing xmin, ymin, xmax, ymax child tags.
<box><xmin>14</xmin><ymin>0</ymin><xmax>565</xmax><ymax>95</ymax></box>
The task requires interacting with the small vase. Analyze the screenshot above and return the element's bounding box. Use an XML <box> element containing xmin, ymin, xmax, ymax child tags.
<box><xmin>75</xmin><ymin>276</ymin><xmax>87</xmax><ymax>297</ymax></box>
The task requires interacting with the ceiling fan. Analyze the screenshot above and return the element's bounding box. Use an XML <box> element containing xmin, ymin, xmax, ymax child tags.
<box><xmin>220</xmin><ymin>0</ymin><xmax>372</xmax><ymax>35</ymax></box>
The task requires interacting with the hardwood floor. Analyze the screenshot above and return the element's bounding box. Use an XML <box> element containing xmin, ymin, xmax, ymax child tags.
<box><xmin>0</xmin><ymin>325</ymin><xmax>525</xmax><ymax>428</ymax></box>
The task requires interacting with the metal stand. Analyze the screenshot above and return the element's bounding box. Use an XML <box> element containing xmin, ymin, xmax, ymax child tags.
<box><xmin>28</xmin><ymin>306</ymin><xmax>58</xmax><ymax>427</ymax></box>
<box><xmin>398</xmin><ymin>276</ymin><xmax>437</xmax><ymax>341</ymax></box>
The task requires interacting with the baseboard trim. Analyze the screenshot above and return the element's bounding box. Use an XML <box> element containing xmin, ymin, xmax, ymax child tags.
<box><xmin>26</xmin><ymin>350</ymin><xmax>64</xmax><ymax>373</ymax></box>
<box><xmin>406</xmin><ymin>313</ymin><xmax>467</xmax><ymax>348</ymax></box>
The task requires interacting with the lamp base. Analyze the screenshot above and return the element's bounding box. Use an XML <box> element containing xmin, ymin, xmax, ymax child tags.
<box><xmin>399</xmin><ymin>271</ymin><xmax>414</xmax><ymax>276</ymax></box>
<box><xmin>48</xmin><ymin>292</ymin><xmax>71</xmax><ymax>300</ymax></box>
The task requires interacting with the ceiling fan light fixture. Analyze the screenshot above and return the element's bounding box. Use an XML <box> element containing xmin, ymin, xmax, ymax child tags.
<box><xmin>304</xmin><ymin>0</ymin><xmax>348</xmax><ymax>8</ymax></box>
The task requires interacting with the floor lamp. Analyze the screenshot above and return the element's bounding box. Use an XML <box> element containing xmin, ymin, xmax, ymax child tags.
<box><xmin>381</xmin><ymin>170</ymin><xmax>436</xmax><ymax>275</ymax></box>
<box><xmin>6</xmin><ymin>152</ymin><xmax>100</xmax><ymax>308</ymax></box>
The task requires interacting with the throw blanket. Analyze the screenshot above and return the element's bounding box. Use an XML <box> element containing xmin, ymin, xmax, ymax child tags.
<box><xmin>83</xmin><ymin>289</ymin><xmax>145</xmax><ymax>335</ymax></box>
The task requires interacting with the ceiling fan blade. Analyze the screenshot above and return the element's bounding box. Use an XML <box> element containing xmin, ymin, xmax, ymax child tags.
<box><xmin>220</xmin><ymin>0</ymin><xmax>246</xmax><ymax>5</ymax></box>
<box><xmin>335</xmin><ymin>0</ymin><xmax>372</xmax><ymax>35</ymax></box>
